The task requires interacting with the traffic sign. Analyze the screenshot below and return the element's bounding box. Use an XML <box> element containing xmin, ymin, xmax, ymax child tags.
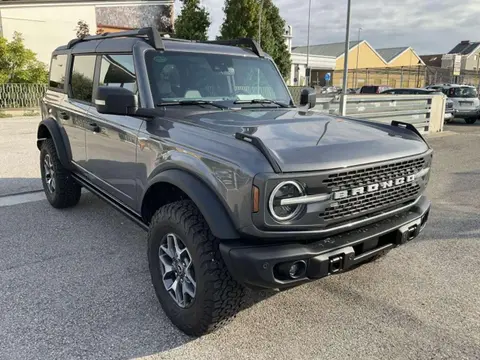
<box><xmin>324</xmin><ymin>72</ymin><xmax>331</xmax><ymax>81</ymax></box>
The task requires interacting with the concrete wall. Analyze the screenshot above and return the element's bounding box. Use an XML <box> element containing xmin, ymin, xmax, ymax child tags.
<box><xmin>0</xmin><ymin>4</ymin><xmax>97</xmax><ymax>64</ymax></box>
<box><xmin>0</xmin><ymin>1</ymin><xmax>174</xmax><ymax>66</ymax></box>
<box><xmin>96</xmin><ymin>4</ymin><xmax>172</xmax><ymax>31</ymax></box>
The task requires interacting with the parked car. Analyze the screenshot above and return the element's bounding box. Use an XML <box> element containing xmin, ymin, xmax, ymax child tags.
<box><xmin>359</xmin><ymin>85</ymin><xmax>392</xmax><ymax>94</ymax></box>
<box><xmin>426</xmin><ymin>84</ymin><xmax>480</xmax><ymax>124</ymax></box>
<box><xmin>380</xmin><ymin>88</ymin><xmax>454</xmax><ymax>123</ymax></box>
<box><xmin>37</xmin><ymin>27</ymin><xmax>433</xmax><ymax>336</ymax></box>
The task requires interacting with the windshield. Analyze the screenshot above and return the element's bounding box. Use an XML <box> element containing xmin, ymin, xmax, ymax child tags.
<box><xmin>145</xmin><ymin>51</ymin><xmax>292</xmax><ymax>107</ymax></box>
<box><xmin>446</xmin><ymin>87</ymin><xmax>478</xmax><ymax>98</ymax></box>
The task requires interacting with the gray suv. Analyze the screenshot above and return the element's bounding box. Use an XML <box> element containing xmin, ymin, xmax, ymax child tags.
<box><xmin>37</xmin><ymin>27</ymin><xmax>432</xmax><ymax>336</ymax></box>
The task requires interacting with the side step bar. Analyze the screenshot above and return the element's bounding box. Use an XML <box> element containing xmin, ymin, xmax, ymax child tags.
<box><xmin>71</xmin><ymin>174</ymin><xmax>149</xmax><ymax>231</ymax></box>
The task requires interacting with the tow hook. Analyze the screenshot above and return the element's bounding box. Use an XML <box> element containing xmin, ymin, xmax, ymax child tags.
<box><xmin>329</xmin><ymin>255</ymin><xmax>344</xmax><ymax>274</ymax></box>
<box><xmin>397</xmin><ymin>219</ymin><xmax>422</xmax><ymax>244</ymax></box>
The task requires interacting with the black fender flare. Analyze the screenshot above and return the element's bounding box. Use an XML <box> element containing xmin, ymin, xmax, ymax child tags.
<box><xmin>144</xmin><ymin>169</ymin><xmax>240</xmax><ymax>240</ymax></box>
<box><xmin>37</xmin><ymin>118</ymin><xmax>73</xmax><ymax>170</ymax></box>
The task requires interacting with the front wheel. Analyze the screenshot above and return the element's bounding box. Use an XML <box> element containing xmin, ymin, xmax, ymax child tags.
<box><xmin>464</xmin><ymin>118</ymin><xmax>477</xmax><ymax>124</ymax></box>
<box><xmin>147</xmin><ymin>200</ymin><xmax>244</xmax><ymax>336</ymax></box>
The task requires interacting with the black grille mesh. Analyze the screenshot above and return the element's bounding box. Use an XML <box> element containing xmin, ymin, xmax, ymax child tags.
<box><xmin>323</xmin><ymin>157</ymin><xmax>425</xmax><ymax>190</ymax></box>
<box><xmin>321</xmin><ymin>157</ymin><xmax>426</xmax><ymax>221</ymax></box>
<box><xmin>322</xmin><ymin>183</ymin><xmax>420</xmax><ymax>221</ymax></box>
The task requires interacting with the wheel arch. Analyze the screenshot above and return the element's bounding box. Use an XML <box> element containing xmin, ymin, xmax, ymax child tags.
<box><xmin>141</xmin><ymin>169</ymin><xmax>240</xmax><ymax>240</ymax></box>
<box><xmin>37</xmin><ymin>118</ymin><xmax>73</xmax><ymax>170</ymax></box>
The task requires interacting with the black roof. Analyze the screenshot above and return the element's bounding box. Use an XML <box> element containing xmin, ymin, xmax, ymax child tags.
<box><xmin>54</xmin><ymin>28</ymin><xmax>265</xmax><ymax>58</ymax></box>
<box><xmin>448</xmin><ymin>41</ymin><xmax>480</xmax><ymax>55</ymax></box>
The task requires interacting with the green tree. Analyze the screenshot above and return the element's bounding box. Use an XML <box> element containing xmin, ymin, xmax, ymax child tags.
<box><xmin>219</xmin><ymin>0</ymin><xmax>260</xmax><ymax>40</ymax></box>
<box><xmin>219</xmin><ymin>0</ymin><xmax>291</xmax><ymax>79</ymax></box>
<box><xmin>0</xmin><ymin>32</ymin><xmax>48</xmax><ymax>84</ymax></box>
<box><xmin>174</xmin><ymin>0</ymin><xmax>211</xmax><ymax>41</ymax></box>
<box><xmin>260</xmin><ymin>0</ymin><xmax>291</xmax><ymax>79</ymax></box>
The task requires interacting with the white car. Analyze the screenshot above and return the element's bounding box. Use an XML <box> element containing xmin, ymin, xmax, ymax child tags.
<box><xmin>426</xmin><ymin>84</ymin><xmax>480</xmax><ymax>124</ymax></box>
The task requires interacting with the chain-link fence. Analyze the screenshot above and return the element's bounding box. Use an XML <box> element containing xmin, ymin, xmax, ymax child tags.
<box><xmin>425</xmin><ymin>66</ymin><xmax>480</xmax><ymax>89</ymax></box>
<box><xmin>0</xmin><ymin>84</ymin><xmax>48</xmax><ymax>109</ymax></box>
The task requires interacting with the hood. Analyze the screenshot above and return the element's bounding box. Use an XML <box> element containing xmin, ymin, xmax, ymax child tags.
<box><xmin>178</xmin><ymin>108</ymin><xmax>429</xmax><ymax>173</ymax></box>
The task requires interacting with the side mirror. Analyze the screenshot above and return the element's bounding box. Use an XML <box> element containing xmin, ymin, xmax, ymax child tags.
<box><xmin>300</xmin><ymin>87</ymin><xmax>316</xmax><ymax>109</ymax></box>
<box><xmin>95</xmin><ymin>86</ymin><xmax>137</xmax><ymax>115</ymax></box>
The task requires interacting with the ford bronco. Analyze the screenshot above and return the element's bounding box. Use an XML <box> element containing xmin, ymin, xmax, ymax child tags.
<box><xmin>37</xmin><ymin>27</ymin><xmax>432</xmax><ymax>336</ymax></box>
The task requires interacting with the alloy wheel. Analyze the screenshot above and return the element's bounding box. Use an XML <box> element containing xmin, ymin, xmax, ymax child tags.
<box><xmin>43</xmin><ymin>154</ymin><xmax>56</xmax><ymax>193</ymax></box>
<box><xmin>158</xmin><ymin>233</ymin><xmax>196</xmax><ymax>308</ymax></box>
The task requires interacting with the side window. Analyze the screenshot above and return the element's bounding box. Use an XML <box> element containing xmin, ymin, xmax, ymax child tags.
<box><xmin>70</xmin><ymin>55</ymin><xmax>96</xmax><ymax>103</ymax></box>
<box><xmin>98</xmin><ymin>54</ymin><xmax>137</xmax><ymax>94</ymax></box>
<box><xmin>49</xmin><ymin>54</ymin><xmax>67</xmax><ymax>90</ymax></box>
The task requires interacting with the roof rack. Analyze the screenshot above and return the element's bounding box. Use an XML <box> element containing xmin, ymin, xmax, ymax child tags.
<box><xmin>200</xmin><ymin>38</ymin><xmax>265</xmax><ymax>57</ymax></box>
<box><xmin>67</xmin><ymin>27</ymin><xmax>164</xmax><ymax>50</ymax></box>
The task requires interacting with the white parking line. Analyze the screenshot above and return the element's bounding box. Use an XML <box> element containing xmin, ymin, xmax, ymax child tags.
<box><xmin>0</xmin><ymin>191</ymin><xmax>46</xmax><ymax>207</ymax></box>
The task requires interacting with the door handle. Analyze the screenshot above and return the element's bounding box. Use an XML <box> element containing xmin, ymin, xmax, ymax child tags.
<box><xmin>59</xmin><ymin>111</ymin><xmax>69</xmax><ymax>120</ymax></box>
<box><xmin>87</xmin><ymin>122</ymin><xmax>100</xmax><ymax>133</ymax></box>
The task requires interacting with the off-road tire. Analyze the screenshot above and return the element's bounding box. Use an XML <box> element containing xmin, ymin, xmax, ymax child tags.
<box><xmin>464</xmin><ymin>118</ymin><xmax>477</xmax><ymax>124</ymax></box>
<box><xmin>147</xmin><ymin>200</ymin><xmax>245</xmax><ymax>336</ymax></box>
<box><xmin>40</xmin><ymin>139</ymin><xmax>81</xmax><ymax>208</ymax></box>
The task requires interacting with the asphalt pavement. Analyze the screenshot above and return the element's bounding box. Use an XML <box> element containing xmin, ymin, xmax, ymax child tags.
<box><xmin>0</xmin><ymin>117</ymin><xmax>479</xmax><ymax>360</ymax></box>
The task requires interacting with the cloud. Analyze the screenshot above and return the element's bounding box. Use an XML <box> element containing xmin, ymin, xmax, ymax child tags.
<box><xmin>174</xmin><ymin>0</ymin><xmax>480</xmax><ymax>54</ymax></box>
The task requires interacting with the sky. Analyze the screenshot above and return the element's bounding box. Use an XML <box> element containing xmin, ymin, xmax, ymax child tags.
<box><xmin>174</xmin><ymin>0</ymin><xmax>480</xmax><ymax>55</ymax></box>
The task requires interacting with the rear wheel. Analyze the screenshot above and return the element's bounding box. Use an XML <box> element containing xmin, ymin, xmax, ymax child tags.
<box><xmin>40</xmin><ymin>139</ymin><xmax>81</xmax><ymax>208</ymax></box>
<box><xmin>147</xmin><ymin>200</ymin><xmax>244</xmax><ymax>336</ymax></box>
<box><xmin>465</xmin><ymin>118</ymin><xmax>477</xmax><ymax>124</ymax></box>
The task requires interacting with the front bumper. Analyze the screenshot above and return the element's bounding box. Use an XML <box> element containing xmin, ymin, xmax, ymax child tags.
<box><xmin>444</xmin><ymin>112</ymin><xmax>454</xmax><ymax>120</ymax></box>
<box><xmin>453</xmin><ymin>109</ymin><xmax>480</xmax><ymax>118</ymax></box>
<box><xmin>220</xmin><ymin>196</ymin><xmax>431</xmax><ymax>289</ymax></box>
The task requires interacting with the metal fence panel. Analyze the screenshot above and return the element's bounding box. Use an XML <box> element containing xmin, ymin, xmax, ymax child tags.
<box><xmin>0</xmin><ymin>84</ymin><xmax>47</xmax><ymax>109</ymax></box>
<box><xmin>312</xmin><ymin>94</ymin><xmax>435</xmax><ymax>134</ymax></box>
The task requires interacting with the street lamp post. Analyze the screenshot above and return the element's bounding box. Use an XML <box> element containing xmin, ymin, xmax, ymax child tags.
<box><xmin>339</xmin><ymin>0</ymin><xmax>352</xmax><ymax>116</ymax></box>
<box><xmin>355</xmin><ymin>27</ymin><xmax>362</xmax><ymax>88</ymax></box>
<box><xmin>306</xmin><ymin>0</ymin><xmax>312</xmax><ymax>86</ymax></box>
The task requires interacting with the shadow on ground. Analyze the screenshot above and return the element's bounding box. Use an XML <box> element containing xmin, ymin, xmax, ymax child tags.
<box><xmin>0</xmin><ymin>189</ymin><xmax>277</xmax><ymax>360</ymax></box>
<box><xmin>0</xmin><ymin>177</ymin><xmax>42</xmax><ymax>197</ymax></box>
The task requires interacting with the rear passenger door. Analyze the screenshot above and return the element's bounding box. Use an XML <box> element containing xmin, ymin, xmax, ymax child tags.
<box><xmin>84</xmin><ymin>54</ymin><xmax>143</xmax><ymax>209</ymax></box>
<box><xmin>53</xmin><ymin>54</ymin><xmax>96</xmax><ymax>168</ymax></box>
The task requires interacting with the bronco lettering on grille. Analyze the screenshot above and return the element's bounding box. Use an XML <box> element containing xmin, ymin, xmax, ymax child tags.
<box><xmin>333</xmin><ymin>174</ymin><xmax>416</xmax><ymax>200</ymax></box>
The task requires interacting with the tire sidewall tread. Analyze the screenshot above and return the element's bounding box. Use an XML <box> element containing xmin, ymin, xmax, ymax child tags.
<box><xmin>147</xmin><ymin>200</ymin><xmax>244</xmax><ymax>336</ymax></box>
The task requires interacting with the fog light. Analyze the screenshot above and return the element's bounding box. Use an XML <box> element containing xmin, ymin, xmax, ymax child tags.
<box><xmin>275</xmin><ymin>260</ymin><xmax>307</xmax><ymax>280</ymax></box>
<box><xmin>288</xmin><ymin>260</ymin><xmax>307</xmax><ymax>279</ymax></box>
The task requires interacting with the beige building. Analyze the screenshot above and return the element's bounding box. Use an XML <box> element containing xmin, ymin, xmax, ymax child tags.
<box><xmin>444</xmin><ymin>40</ymin><xmax>480</xmax><ymax>71</ymax></box>
<box><xmin>292</xmin><ymin>40</ymin><xmax>425</xmax><ymax>88</ymax></box>
<box><xmin>0</xmin><ymin>0</ymin><xmax>174</xmax><ymax>65</ymax></box>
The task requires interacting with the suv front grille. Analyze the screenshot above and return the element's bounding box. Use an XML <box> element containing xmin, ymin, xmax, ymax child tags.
<box><xmin>320</xmin><ymin>156</ymin><xmax>426</xmax><ymax>222</ymax></box>
<box><xmin>322</xmin><ymin>183</ymin><xmax>420</xmax><ymax>221</ymax></box>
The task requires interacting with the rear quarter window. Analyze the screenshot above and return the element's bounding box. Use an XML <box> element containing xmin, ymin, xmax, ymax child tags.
<box><xmin>49</xmin><ymin>54</ymin><xmax>67</xmax><ymax>91</ymax></box>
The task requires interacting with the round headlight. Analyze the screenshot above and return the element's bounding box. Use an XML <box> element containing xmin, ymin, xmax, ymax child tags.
<box><xmin>268</xmin><ymin>181</ymin><xmax>305</xmax><ymax>222</ymax></box>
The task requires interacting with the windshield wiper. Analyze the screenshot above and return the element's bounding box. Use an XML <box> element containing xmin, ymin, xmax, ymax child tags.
<box><xmin>157</xmin><ymin>100</ymin><xmax>228</xmax><ymax>109</ymax></box>
<box><xmin>233</xmin><ymin>99</ymin><xmax>290</xmax><ymax>108</ymax></box>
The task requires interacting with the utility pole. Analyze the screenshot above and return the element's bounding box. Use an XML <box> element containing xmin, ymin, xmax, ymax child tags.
<box><xmin>306</xmin><ymin>0</ymin><xmax>312</xmax><ymax>86</ymax></box>
<box><xmin>258</xmin><ymin>0</ymin><xmax>264</xmax><ymax>45</ymax></box>
<box><xmin>339</xmin><ymin>0</ymin><xmax>352</xmax><ymax>116</ymax></box>
<box><xmin>355</xmin><ymin>27</ymin><xmax>362</xmax><ymax>88</ymax></box>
